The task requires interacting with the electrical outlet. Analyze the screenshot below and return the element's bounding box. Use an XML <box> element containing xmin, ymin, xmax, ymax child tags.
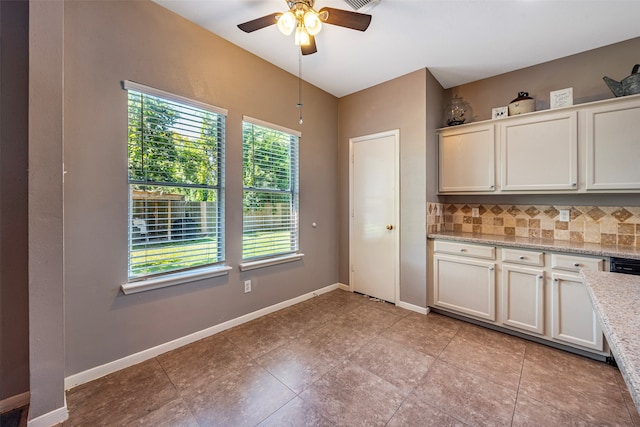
<box><xmin>472</xmin><ymin>208</ymin><xmax>479</xmax><ymax>218</ymax></box>
<box><xmin>244</xmin><ymin>280</ymin><xmax>252</xmax><ymax>293</ymax></box>
<box><xmin>435</xmin><ymin>204</ymin><xmax>442</xmax><ymax>216</ymax></box>
<box><xmin>559</xmin><ymin>209</ymin><xmax>570</xmax><ymax>222</ymax></box>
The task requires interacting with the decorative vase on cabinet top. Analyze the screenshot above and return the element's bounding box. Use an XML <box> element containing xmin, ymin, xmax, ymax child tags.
<box><xmin>444</xmin><ymin>96</ymin><xmax>473</xmax><ymax>126</ymax></box>
<box><xmin>508</xmin><ymin>92</ymin><xmax>535</xmax><ymax>116</ymax></box>
<box><xmin>603</xmin><ymin>64</ymin><xmax>640</xmax><ymax>97</ymax></box>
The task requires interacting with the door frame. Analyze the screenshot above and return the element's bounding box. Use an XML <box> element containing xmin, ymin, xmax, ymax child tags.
<box><xmin>348</xmin><ymin>129</ymin><xmax>400</xmax><ymax>303</ymax></box>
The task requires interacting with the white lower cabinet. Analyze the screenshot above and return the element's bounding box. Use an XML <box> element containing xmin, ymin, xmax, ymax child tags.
<box><xmin>429</xmin><ymin>240</ymin><xmax>607</xmax><ymax>355</ymax></box>
<box><xmin>551</xmin><ymin>272</ymin><xmax>604</xmax><ymax>351</ymax></box>
<box><xmin>549</xmin><ymin>254</ymin><xmax>604</xmax><ymax>351</ymax></box>
<box><xmin>433</xmin><ymin>254</ymin><xmax>496</xmax><ymax>321</ymax></box>
<box><xmin>501</xmin><ymin>265</ymin><xmax>545</xmax><ymax>334</ymax></box>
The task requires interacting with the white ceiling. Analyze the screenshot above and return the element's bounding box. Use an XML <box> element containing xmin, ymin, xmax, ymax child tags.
<box><xmin>154</xmin><ymin>0</ymin><xmax>640</xmax><ymax>98</ymax></box>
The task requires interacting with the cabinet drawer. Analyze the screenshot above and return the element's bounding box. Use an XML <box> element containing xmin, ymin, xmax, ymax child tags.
<box><xmin>551</xmin><ymin>254</ymin><xmax>604</xmax><ymax>272</ymax></box>
<box><xmin>434</xmin><ymin>240</ymin><xmax>495</xmax><ymax>259</ymax></box>
<box><xmin>502</xmin><ymin>248</ymin><xmax>544</xmax><ymax>266</ymax></box>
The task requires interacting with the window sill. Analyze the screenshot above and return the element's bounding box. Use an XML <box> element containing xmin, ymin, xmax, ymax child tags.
<box><xmin>239</xmin><ymin>253</ymin><xmax>305</xmax><ymax>271</ymax></box>
<box><xmin>121</xmin><ymin>265</ymin><xmax>232</xmax><ymax>295</ymax></box>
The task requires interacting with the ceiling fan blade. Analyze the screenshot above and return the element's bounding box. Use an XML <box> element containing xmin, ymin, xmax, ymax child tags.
<box><xmin>237</xmin><ymin>13</ymin><xmax>280</xmax><ymax>33</ymax></box>
<box><xmin>301</xmin><ymin>35</ymin><xmax>317</xmax><ymax>55</ymax></box>
<box><xmin>319</xmin><ymin>7</ymin><xmax>371</xmax><ymax>31</ymax></box>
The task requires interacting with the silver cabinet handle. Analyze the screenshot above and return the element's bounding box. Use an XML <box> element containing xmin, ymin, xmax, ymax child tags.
<box><xmin>460</xmin><ymin>248</ymin><xmax>467</xmax><ymax>252</ymax></box>
<box><xmin>489</xmin><ymin>267</ymin><xmax>495</xmax><ymax>271</ymax></box>
<box><xmin>537</xmin><ymin>275</ymin><xmax>544</xmax><ymax>279</ymax></box>
<box><xmin>571</xmin><ymin>182</ymin><xmax>577</xmax><ymax>187</ymax></box>
<box><xmin>574</xmin><ymin>262</ymin><xmax>581</xmax><ymax>267</ymax></box>
<box><xmin>519</xmin><ymin>256</ymin><xmax>526</xmax><ymax>260</ymax></box>
<box><xmin>554</xmin><ymin>278</ymin><xmax>559</xmax><ymax>282</ymax></box>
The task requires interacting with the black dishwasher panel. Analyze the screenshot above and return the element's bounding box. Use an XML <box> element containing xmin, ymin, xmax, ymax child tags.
<box><xmin>610</xmin><ymin>257</ymin><xmax>640</xmax><ymax>275</ymax></box>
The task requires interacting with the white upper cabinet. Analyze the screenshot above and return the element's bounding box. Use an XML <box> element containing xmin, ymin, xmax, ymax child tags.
<box><xmin>585</xmin><ymin>97</ymin><xmax>640</xmax><ymax>191</ymax></box>
<box><xmin>499</xmin><ymin>111</ymin><xmax>578</xmax><ymax>191</ymax></box>
<box><xmin>437</xmin><ymin>94</ymin><xmax>640</xmax><ymax>194</ymax></box>
<box><xmin>438</xmin><ymin>123</ymin><xmax>495</xmax><ymax>193</ymax></box>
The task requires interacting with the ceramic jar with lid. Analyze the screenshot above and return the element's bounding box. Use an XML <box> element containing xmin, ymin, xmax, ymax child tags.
<box><xmin>508</xmin><ymin>92</ymin><xmax>535</xmax><ymax>115</ymax></box>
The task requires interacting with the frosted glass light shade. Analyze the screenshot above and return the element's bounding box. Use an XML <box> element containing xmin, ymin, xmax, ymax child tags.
<box><xmin>277</xmin><ymin>11</ymin><xmax>296</xmax><ymax>35</ymax></box>
<box><xmin>295</xmin><ymin>26</ymin><xmax>310</xmax><ymax>46</ymax></box>
<box><xmin>303</xmin><ymin>11</ymin><xmax>322</xmax><ymax>35</ymax></box>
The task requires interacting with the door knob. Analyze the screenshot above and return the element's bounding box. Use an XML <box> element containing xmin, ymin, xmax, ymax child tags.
<box><xmin>386</xmin><ymin>224</ymin><xmax>394</xmax><ymax>230</ymax></box>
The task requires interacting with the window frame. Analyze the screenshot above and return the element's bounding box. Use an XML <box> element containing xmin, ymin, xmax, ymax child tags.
<box><xmin>239</xmin><ymin>116</ymin><xmax>303</xmax><ymax>270</ymax></box>
<box><xmin>121</xmin><ymin>80</ymin><xmax>229</xmax><ymax>294</ymax></box>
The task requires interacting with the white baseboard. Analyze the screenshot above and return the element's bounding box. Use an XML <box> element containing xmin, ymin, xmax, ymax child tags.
<box><xmin>397</xmin><ymin>300</ymin><xmax>429</xmax><ymax>315</ymax></box>
<box><xmin>0</xmin><ymin>391</ymin><xmax>30</xmax><ymax>414</ymax></box>
<box><xmin>336</xmin><ymin>283</ymin><xmax>428</xmax><ymax>315</ymax></box>
<box><xmin>336</xmin><ymin>282</ymin><xmax>350</xmax><ymax>291</ymax></box>
<box><xmin>27</xmin><ymin>404</ymin><xmax>68</xmax><ymax>427</ymax></box>
<box><xmin>65</xmin><ymin>283</ymin><xmax>341</xmax><ymax>390</ymax></box>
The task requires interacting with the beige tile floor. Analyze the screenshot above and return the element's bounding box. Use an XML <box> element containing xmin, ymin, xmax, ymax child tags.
<box><xmin>61</xmin><ymin>289</ymin><xmax>640</xmax><ymax>426</ymax></box>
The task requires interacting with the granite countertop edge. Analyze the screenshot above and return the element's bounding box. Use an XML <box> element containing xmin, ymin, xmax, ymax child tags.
<box><xmin>581</xmin><ymin>269</ymin><xmax>640</xmax><ymax>413</ymax></box>
<box><xmin>428</xmin><ymin>231</ymin><xmax>640</xmax><ymax>259</ymax></box>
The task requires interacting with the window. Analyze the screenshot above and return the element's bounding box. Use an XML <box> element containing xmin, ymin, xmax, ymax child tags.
<box><xmin>242</xmin><ymin>117</ymin><xmax>300</xmax><ymax>261</ymax></box>
<box><xmin>125</xmin><ymin>81</ymin><xmax>226</xmax><ymax>280</ymax></box>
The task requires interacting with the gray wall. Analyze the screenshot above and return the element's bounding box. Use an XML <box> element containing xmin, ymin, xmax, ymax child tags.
<box><xmin>63</xmin><ymin>1</ymin><xmax>338</xmax><ymax>376</ymax></box>
<box><xmin>0</xmin><ymin>0</ymin><xmax>29</xmax><ymax>402</ymax></box>
<box><xmin>29</xmin><ymin>0</ymin><xmax>65</xmax><ymax>419</ymax></box>
<box><xmin>337</xmin><ymin>69</ymin><xmax>432</xmax><ymax>308</ymax></box>
<box><xmin>441</xmin><ymin>36</ymin><xmax>640</xmax><ymax>207</ymax></box>
<box><xmin>18</xmin><ymin>1</ymin><xmax>640</xmax><ymax>419</ymax></box>
<box><xmin>446</xmin><ymin>37</ymin><xmax>640</xmax><ymax>122</ymax></box>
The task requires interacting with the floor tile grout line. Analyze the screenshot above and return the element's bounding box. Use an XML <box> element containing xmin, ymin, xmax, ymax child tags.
<box><xmin>153</xmin><ymin>355</ymin><xmax>203</xmax><ymax>426</ymax></box>
<box><xmin>249</xmin><ymin>304</ymin><xmax>355</xmax><ymax>426</ymax></box>
<box><xmin>517</xmin><ymin>342</ymin><xmax>631</xmax><ymax>425</ymax></box>
<box><xmin>253</xmin><ymin>394</ymin><xmax>298</xmax><ymax>427</ymax></box>
<box><xmin>615</xmin><ymin>369</ymin><xmax>640</xmax><ymax>426</ymax></box>
<box><xmin>432</xmin><ymin>323</ymin><xmax>525</xmax><ymax>426</ymax></box>
<box><xmin>65</xmin><ymin>290</ymin><xmax>634</xmax><ymax>426</ymax></box>
<box><xmin>276</xmin><ymin>295</ymin><xmax>412</xmax><ymax>426</ymax></box>
<box><xmin>509</xmin><ymin>338</ymin><xmax>528</xmax><ymax>426</ymax></box>
<box><xmin>408</xmin><ymin>353</ymin><xmax>473</xmax><ymax>427</ymax></box>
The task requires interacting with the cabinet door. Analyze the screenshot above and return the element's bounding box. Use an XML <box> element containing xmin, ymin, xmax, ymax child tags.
<box><xmin>438</xmin><ymin>124</ymin><xmax>495</xmax><ymax>192</ymax></box>
<box><xmin>433</xmin><ymin>254</ymin><xmax>496</xmax><ymax>321</ymax></box>
<box><xmin>550</xmin><ymin>272</ymin><xmax>604</xmax><ymax>351</ymax></box>
<box><xmin>501</xmin><ymin>265</ymin><xmax>545</xmax><ymax>334</ymax></box>
<box><xmin>585</xmin><ymin>99</ymin><xmax>640</xmax><ymax>190</ymax></box>
<box><xmin>500</xmin><ymin>111</ymin><xmax>578</xmax><ymax>191</ymax></box>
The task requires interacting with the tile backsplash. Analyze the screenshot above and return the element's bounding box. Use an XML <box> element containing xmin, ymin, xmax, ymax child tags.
<box><xmin>427</xmin><ymin>202</ymin><xmax>640</xmax><ymax>247</ymax></box>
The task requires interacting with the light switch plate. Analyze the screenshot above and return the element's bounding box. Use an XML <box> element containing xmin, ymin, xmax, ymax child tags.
<box><xmin>559</xmin><ymin>209</ymin><xmax>570</xmax><ymax>222</ymax></box>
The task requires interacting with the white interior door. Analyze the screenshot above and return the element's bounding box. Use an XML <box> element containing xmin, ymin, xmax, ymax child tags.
<box><xmin>350</xmin><ymin>130</ymin><xmax>399</xmax><ymax>303</ymax></box>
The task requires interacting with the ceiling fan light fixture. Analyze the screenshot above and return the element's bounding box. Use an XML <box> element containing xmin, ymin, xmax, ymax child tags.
<box><xmin>277</xmin><ymin>11</ymin><xmax>296</xmax><ymax>35</ymax></box>
<box><xmin>303</xmin><ymin>10</ymin><xmax>322</xmax><ymax>35</ymax></box>
<box><xmin>295</xmin><ymin>26</ymin><xmax>311</xmax><ymax>46</ymax></box>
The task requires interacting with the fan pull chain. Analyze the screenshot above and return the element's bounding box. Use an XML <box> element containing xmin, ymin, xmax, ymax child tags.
<box><xmin>297</xmin><ymin>52</ymin><xmax>303</xmax><ymax>125</ymax></box>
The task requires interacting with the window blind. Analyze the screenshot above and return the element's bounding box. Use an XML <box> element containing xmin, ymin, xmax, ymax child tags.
<box><xmin>242</xmin><ymin>119</ymin><xmax>299</xmax><ymax>260</ymax></box>
<box><xmin>126</xmin><ymin>82</ymin><xmax>225</xmax><ymax>279</ymax></box>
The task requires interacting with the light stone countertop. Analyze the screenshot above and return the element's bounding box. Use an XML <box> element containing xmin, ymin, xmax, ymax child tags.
<box><xmin>581</xmin><ymin>269</ymin><xmax>640</xmax><ymax>413</ymax></box>
<box><xmin>428</xmin><ymin>231</ymin><xmax>640</xmax><ymax>260</ymax></box>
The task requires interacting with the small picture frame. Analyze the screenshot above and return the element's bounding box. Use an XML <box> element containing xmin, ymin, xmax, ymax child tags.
<box><xmin>492</xmin><ymin>106</ymin><xmax>508</xmax><ymax>119</ymax></box>
<box><xmin>550</xmin><ymin>88</ymin><xmax>573</xmax><ymax>109</ymax></box>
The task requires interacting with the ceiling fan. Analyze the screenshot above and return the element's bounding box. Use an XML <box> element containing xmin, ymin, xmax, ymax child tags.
<box><xmin>237</xmin><ymin>0</ymin><xmax>372</xmax><ymax>55</ymax></box>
